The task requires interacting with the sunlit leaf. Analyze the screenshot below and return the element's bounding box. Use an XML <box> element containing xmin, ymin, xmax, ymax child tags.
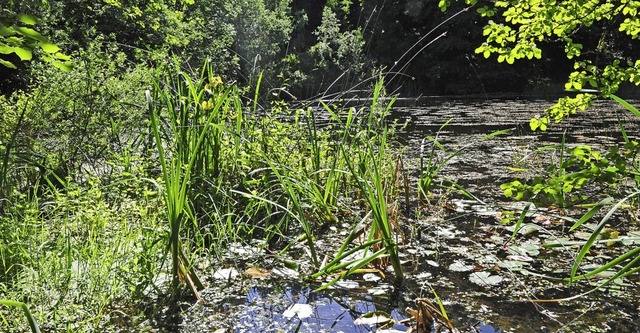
<box><xmin>39</xmin><ymin>42</ymin><xmax>60</xmax><ymax>54</ymax></box>
<box><xmin>0</xmin><ymin>58</ymin><xmax>17</xmax><ymax>69</ymax></box>
<box><xmin>17</xmin><ymin>14</ymin><xmax>39</xmax><ymax>25</ymax></box>
<box><xmin>15</xmin><ymin>27</ymin><xmax>48</xmax><ymax>42</ymax></box>
<box><xmin>52</xmin><ymin>61</ymin><xmax>74</xmax><ymax>72</ymax></box>
<box><xmin>0</xmin><ymin>45</ymin><xmax>13</xmax><ymax>54</ymax></box>
<box><xmin>244</xmin><ymin>267</ymin><xmax>270</xmax><ymax>279</ymax></box>
<box><xmin>354</xmin><ymin>310</ymin><xmax>393</xmax><ymax>326</ymax></box>
<box><xmin>14</xmin><ymin>47</ymin><xmax>32</xmax><ymax>61</ymax></box>
<box><xmin>53</xmin><ymin>52</ymin><xmax>71</xmax><ymax>60</ymax></box>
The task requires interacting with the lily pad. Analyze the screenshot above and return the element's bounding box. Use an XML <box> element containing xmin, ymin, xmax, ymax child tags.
<box><xmin>469</xmin><ymin>271</ymin><xmax>503</xmax><ymax>286</ymax></box>
<box><xmin>508</xmin><ymin>241</ymin><xmax>540</xmax><ymax>256</ymax></box>
<box><xmin>449</xmin><ymin>260</ymin><xmax>474</xmax><ymax>272</ymax></box>
<box><xmin>354</xmin><ymin>310</ymin><xmax>393</xmax><ymax>326</ymax></box>
<box><xmin>282</xmin><ymin>303</ymin><xmax>313</xmax><ymax>319</ymax></box>
<box><xmin>506</xmin><ymin>223</ymin><xmax>540</xmax><ymax>235</ymax></box>
<box><xmin>212</xmin><ymin>268</ymin><xmax>239</xmax><ymax>281</ymax></box>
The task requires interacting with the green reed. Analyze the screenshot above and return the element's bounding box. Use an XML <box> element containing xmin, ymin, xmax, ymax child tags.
<box><xmin>311</xmin><ymin>78</ymin><xmax>404</xmax><ymax>288</ymax></box>
<box><xmin>147</xmin><ymin>63</ymin><xmax>234</xmax><ymax>293</ymax></box>
<box><xmin>0</xmin><ymin>300</ymin><xmax>40</xmax><ymax>333</ymax></box>
<box><xmin>419</xmin><ymin>120</ymin><xmax>510</xmax><ymax>201</ymax></box>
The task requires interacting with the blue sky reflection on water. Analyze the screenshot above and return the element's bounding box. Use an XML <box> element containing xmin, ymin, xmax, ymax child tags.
<box><xmin>231</xmin><ymin>285</ymin><xmax>502</xmax><ymax>333</ymax></box>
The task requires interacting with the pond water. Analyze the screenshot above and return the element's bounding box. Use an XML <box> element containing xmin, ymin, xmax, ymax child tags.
<box><xmin>175</xmin><ymin>99</ymin><xmax>640</xmax><ymax>333</ymax></box>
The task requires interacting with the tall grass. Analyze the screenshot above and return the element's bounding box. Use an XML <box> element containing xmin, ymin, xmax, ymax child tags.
<box><xmin>562</xmin><ymin>96</ymin><xmax>640</xmax><ymax>291</ymax></box>
<box><xmin>0</xmin><ymin>300</ymin><xmax>40</xmax><ymax>333</ymax></box>
<box><xmin>310</xmin><ymin>78</ymin><xmax>405</xmax><ymax>288</ymax></box>
<box><xmin>147</xmin><ymin>63</ymin><xmax>235</xmax><ymax>294</ymax></box>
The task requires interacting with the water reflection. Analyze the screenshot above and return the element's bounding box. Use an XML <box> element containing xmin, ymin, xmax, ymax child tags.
<box><xmin>227</xmin><ymin>283</ymin><xmax>504</xmax><ymax>333</ymax></box>
<box><xmin>232</xmin><ymin>284</ymin><xmax>410</xmax><ymax>332</ymax></box>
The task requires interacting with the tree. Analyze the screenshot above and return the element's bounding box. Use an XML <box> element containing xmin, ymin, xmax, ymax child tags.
<box><xmin>0</xmin><ymin>10</ymin><xmax>71</xmax><ymax>70</ymax></box>
<box><xmin>440</xmin><ymin>0</ymin><xmax>640</xmax><ymax>130</ymax></box>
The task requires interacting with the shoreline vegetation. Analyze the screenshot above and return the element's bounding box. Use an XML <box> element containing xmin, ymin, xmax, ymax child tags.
<box><xmin>2</xmin><ymin>0</ymin><xmax>640</xmax><ymax>332</ymax></box>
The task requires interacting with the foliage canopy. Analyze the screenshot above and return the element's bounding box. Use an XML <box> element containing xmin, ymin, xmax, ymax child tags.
<box><xmin>440</xmin><ymin>0</ymin><xmax>640</xmax><ymax>129</ymax></box>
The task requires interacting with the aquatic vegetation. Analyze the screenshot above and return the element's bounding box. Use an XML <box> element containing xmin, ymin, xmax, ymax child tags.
<box><xmin>418</xmin><ymin>120</ymin><xmax>510</xmax><ymax>202</ymax></box>
<box><xmin>0</xmin><ymin>300</ymin><xmax>40</xmax><ymax>333</ymax></box>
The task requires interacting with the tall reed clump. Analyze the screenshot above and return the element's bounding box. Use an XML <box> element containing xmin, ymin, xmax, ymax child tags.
<box><xmin>311</xmin><ymin>78</ymin><xmax>405</xmax><ymax>288</ymax></box>
<box><xmin>147</xmin><ymin>62</ymin><xmax>238</xmax><ymax>295</ymax></box>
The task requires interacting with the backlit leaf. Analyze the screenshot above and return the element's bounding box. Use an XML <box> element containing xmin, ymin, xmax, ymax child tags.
<box><xmin>0</xmin><ymin>58</ymin><xmax>17</xmax><ymax>69</ymax></box>
<box><xmin>15</xmin><ymin>27</ymin><xmax>48</xmax><ymax>42</ymax></box>
<box><xmin>54</xmin><ymin>52</ymin><xmax>71</xmax><ymax>60</ymax></box>
<box><xmin>0</xmin><ymin>45</ymin><xmax>13</xmax><ymax>54</ymax></box>
<box><xmin>52</xmin><ymin>61</ymin><xmax>74</xmax><ymax>72</ymax></box>
<box><xmin>17</xmin><ymin>14</ymin><xmax>39</xmax><ymax>25</ymax></box>
<box><xmin>40</xmin><ymin>42</ymin><xmax>60</xmax><ymax>54</ymax></box>
<box><xmin>14</xmin><ymin>47</ymin><xmax>32</xmax><ymax>61</ymax></box>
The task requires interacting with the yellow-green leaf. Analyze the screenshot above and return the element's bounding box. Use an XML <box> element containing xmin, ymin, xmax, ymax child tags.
<box><xmin>0</xmin><ymin>45</ymin><xmax>13</xmax><ymax>54</ymax></box>
<box><xmin>0</xmin><ymin>58</ymin><xmax>17</xmax><ymax>69</ymax></box>
<box><xmin>52</xmin><ymin>60</ymin><xmax>74</xmax><ymax>72</ymax></box>
<box><xmin>17</xmin><ymin>14</ymin><xmax>39</xmax><ymax>26</ymax></box>
<box><xmin>53</xmin><ymin>52</ymin><xmax>71</xmax><ymax>60</ymax></box>
<box><xmin>40</xmin><ymin>42</ymin><xmax>60</xmax><ymax>54</ymax></box>
<box><xmin>15</xmin><ymin>27</ymin><xmax>48</xmax><ymax>42</ymax></box>
<box><xmin>14</xmin><ymin>47</ymin><xmax>32</xmax><ymax>61</ymax></box>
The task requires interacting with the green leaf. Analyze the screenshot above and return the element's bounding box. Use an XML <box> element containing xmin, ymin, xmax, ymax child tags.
<box><xmin>0</xmin><ymin>25</ymin><xmax>15</xmax><ymax>37</ymax></box>
<box><xmin>0</xmin><ymin>58</ymin><xmax>17</xmax><ymax>69</ymax></box>
<box><xmin>14</xmin><ymin>47</ymin><xmax>32</xmax><ymax>61</ymax></box>
<box><xmin>39</xmin><ymin>42</ymin><xmax>60</xmax><ymax>54</ymax></box>
<box><xmin>569</xmin><ymin>197</ymin><xmax>612</xmax><ymax>232</ymax></box>
<box><xmin>610</xmin><ymin>94</ymin><xmax>640</xmax><ymax>118</ymax></box>
<box><xmin>15</xmin><ymin>27</ymin><xmax>48</xmax><ymax>43</ymax></box>
<box><xmin>52</xmin><ymin>60</ymin><xmax>74</xmax><ymax>72</ymax></box>
<box><xmin>0</xmin><ymin>45</ymin><xmax>13</xmax><ymax>54</ymax></box>
<box><xmin>53</xmin><ymin>52</ymin><xmax>71</xmax><ymax>60</ymax></box>
<box><xmin>17</xmin><ymin>14</ymin><xmax>39</xmax><ymax>26</ymax></box>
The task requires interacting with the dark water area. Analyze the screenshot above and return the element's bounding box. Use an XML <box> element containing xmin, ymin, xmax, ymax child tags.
<box><xmin>179</xmin><ymin>99</ymin><xmax>640</xmax><ymax>333</ymax></box>
<box><xmin>391</xmin><ymin>98</ymin><xmax>640</xmax><ymax>199</ymax></box>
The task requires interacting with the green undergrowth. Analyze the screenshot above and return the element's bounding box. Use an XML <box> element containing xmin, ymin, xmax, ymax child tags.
<box><xmin>0</xmin><ymin>59</ymin><xmax>405</xmax><ymax>331</ymax></box>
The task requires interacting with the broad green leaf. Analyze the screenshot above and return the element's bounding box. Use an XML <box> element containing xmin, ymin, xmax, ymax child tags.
<box><xmin>17</xmin><ymin>14</ymin><xmax>39</xmax><ymax>25</ymax></box>
<box><xmin>15</xmin><ymin>27</ymin><xmax>48</xmax><ymax>42</ymax></box>
<box><xmin>53</xmin><ymin>52</ymin><xmax>71</xmax><ymax>60</ymax></box>
<box><xmin>0</xmin><ymin>58</ymin><xmax>17</xmax><ymax>69</ymax></box>
<box><xmin>52</xmin><ymin>60</ymin><xmax>74</xmax><ymax>72</ymax></box>
<box><xmin>0</xmin><ymin>45</ymin><xmax>13</xmax><ymax>54</ymax></box>
<box><xmin>0</xmin><ymin>25</ymin><xmax>14</xmax><ymax>37</ymax></box>
<box><xmin>39</xmin><ymin>42</ymin><xmax>60</xmax><ymax>54</ymax></box>
<box><xmin>14</xmin><ymin>47</ymin><xmax>32</xmax><ymax>60</ymax></box>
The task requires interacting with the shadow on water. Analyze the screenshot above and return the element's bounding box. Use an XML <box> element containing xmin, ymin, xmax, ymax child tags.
<box><xmin>180</xmin><ymin>99</ymin><xmax>640</xmax><ymax>333</ymax></box>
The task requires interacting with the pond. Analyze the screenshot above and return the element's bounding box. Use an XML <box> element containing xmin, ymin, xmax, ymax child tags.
<box><xmin>167</xmin><ymin>99</ymin><xmax>640</xmax><ymax>333</ymax></box>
